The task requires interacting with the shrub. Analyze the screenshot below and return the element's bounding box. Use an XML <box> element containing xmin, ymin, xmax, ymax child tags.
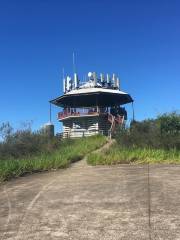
<box><xmin>115</xmin><ymin>112</ymin><xmax>180</xmax><ymax>150</ymax></box>
<box><xmin>0</xmin><ymin>122</ymin><xmax>60</xmax><ymax>160</ymax></box>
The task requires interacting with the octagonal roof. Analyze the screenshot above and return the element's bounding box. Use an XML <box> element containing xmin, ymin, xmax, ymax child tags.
<box><xmin>50</xmin><ymin>87</ymin><xmax>133</xmax><ymax>108</ymax></box>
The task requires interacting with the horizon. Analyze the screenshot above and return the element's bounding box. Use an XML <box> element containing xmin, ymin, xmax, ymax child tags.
<box><xmin>0</xmin><ymin>0</ymin><xmax>179</xmax><ymax>133</ymax></box>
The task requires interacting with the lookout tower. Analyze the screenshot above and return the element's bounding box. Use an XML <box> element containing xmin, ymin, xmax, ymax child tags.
<box><xmin>50</xmin><ymin>71</ymin><xmax>133</xmax><ymax>138</ymax></box>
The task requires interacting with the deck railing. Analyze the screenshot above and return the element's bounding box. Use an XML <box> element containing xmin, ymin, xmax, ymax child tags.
<box><xmin>58</xmin><ymin>107</ymin><xmax>107</xmax><ymax>120</ymax></box>
<box><xmin>58</xmin><ymin>108</ymin><xmax>126</xmax><ymax>122</ymax></box>
<box><xmin>58</xmin><ymin>111</ymin><xmax>100</xmax><ymax>120</ymax></box>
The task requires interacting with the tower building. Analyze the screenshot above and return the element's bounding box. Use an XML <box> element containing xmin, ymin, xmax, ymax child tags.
<box><xmin>50</xmin><ymin>71</ymin><xmax>133</xmax><ymax>138</ymax></box>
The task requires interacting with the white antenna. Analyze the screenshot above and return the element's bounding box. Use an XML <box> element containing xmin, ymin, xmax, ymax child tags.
<box><xmin>66</xmin><ymin>76</ymin><xmax>71</xmax><ymax>91</ymax></box>
<box><xmin>62</xmin><ymin>68</ymin><xmax>66</xmax><ymax>93</ymax></box>
<box><xmin>112</xmin><ymin>73</ymin><xmax>116</xmax><ymax>87</ymax></box>
<box><xmin>100</xmin><ymin>73</ymin><xmax>104</xmax><ymax>83</ymax></box>
<box><xmin>107</xmin><ymin>74</ymin><xmax>110</xmax><ymax>84</ymax></box>
<box><xmin>117</xmin><ymin>77</ymin><xmax>120</xmax><ymax>89</ymax></box>
<box><xmin>93</xmin><ymin>72</ymin><xmax>97</xmax><ymax>86</ymax></box>
<box><xmin>74</xmin><ymin>73</ymin><xmax>78</xmax><ymax>89</ymax></box>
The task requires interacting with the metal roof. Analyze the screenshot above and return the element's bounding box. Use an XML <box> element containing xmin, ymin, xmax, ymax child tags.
<box><xmin>65</xmin><ymin>87</ymin><xmax>128</xmax><ymax>95</ymax></box>
<box><xmin>50</xmin><ymin>87</ymin><xmax>133</xmax><ymax>107</ymax></box>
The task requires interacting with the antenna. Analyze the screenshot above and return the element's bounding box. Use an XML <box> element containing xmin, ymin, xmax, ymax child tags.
<box><xmin>117</xmin><ymin>77</ymin><xmax>120</xmax><ymax>89</ymax></box>
<box><xmin>62</xmin><ymin>68</ymin><xmax>66</xmax><ymax>93</ymax></box>
<box><xmin>62</xmin><ymin>67</ymin><xmax>65</xmax><ymax>79</ymax></box>
<box><xmin>132</xmin><ymin>102</ymin><xmax>135</xmax><ymax>121</ymax></box>
<box><xmin>73</xmin><ymin>52</ymin><xmax>76</xmax><ymax>74</ymax></box>
<box><xmin>49</xmin><ymin>102</ymin><xmax>52</xmax><ymax>123</ymax></box>
<box><xmin>106</xmin><ymin>74</ymin><xmax>110</xmax><ymax>84</ymax></box>
<box><xmin>100</xmin><ymin>73</ymin><xmax>104</xmax><ymax>83</ymax></box>
<box><xmin>112</xmin><ymin>73</ymin><xmax>116</xmax><ymax>87</ymax></box>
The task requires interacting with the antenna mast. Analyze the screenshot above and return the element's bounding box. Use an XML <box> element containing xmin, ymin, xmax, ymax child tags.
<box><xmin>73</xmin><ymin>52</ymin><xmax>76</xmax><ymax>74</ymax></box>
<box><xmin>62</xmin><ymin>67</ymin><xmax>65</xmax><ymax>79</ymax></box>
<box><xmin>49</xmin><ymin>102</ymin><xmax>52</xmax><ymax>123</ymax></box>
<box><xmin>62</xmin><ymin>67</ymin><xmax>66</xmax><ymax>93</ymax></box>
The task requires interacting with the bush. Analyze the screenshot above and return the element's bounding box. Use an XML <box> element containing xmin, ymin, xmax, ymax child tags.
<box><xmin>157</xmin><ymin>112</ymin><xmax>180</xmax><ymax>149</ymax></box>
<box><xmin>0</xmin><ymin>122</ymin><xmax>60</xmax><ymax>160</ymax></box>
<box><xmin>115</xmin><ymin>112</ymin><xmax>180</xmax><ymax>150</ymax></box>
<box><xmin>87</xmin><ymin>112</ymin><xmax>180</xmax><ymax>166</ymax></box>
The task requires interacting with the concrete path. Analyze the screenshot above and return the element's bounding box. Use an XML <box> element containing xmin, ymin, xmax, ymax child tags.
<box><xmin>0</xmin><ymin>155</ymin><xmax>180</xmax><ymax>239</ymax></box>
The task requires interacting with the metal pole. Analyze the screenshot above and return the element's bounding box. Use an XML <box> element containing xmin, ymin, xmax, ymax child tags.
<box><xmin>132</xmin><ymin>102</ymin><xmax>135</xmax><ymax>121</ymax></box>
<box><xmin>73</xmin><ymin>52</ymin><xmax>76</xmax><ymax>74</ymax></box>
<box><xmin>49</xmin><ymin>103</ymin><xmax>52</xmax><ymax>123</ymax></box>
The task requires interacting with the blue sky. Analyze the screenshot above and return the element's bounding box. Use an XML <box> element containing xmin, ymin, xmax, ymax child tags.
<box><xmin>0</xmin><ymin>0</ymin><xmax>179</xmax><ymax>133</ymax></box>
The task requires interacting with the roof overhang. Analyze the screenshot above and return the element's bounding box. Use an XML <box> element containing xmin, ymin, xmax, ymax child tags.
<box><xmin>50</xmin><ymin>88</ymin><xmax>133</xmax><ymax>107</ymax></box>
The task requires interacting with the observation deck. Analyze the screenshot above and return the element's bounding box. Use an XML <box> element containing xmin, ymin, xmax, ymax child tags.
<box><xmin>50</xmin><ymin>71</ymin><xmax>133</xmax><ymax>138</ymax></box>
<box><xmin>58</xmin><ymin>107</ymin><xmax>125</xmax><ymax>123</ymax></box>
<box><xmin>58</xmin><ymin>108</ymin><xmax>100</xmax><ymax>121</ymax></box>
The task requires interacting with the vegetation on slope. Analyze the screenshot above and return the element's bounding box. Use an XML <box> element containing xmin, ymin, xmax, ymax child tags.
<box><xmin>87</xmin><ymin>112</ymin><xmax>180</xmax><ymax>165</ymax></box>
<box><xmin>0</xmin><ymin>123</ymin><xmax>106</xmax><ymax>181</ymax></box>
<box><xmin>87</xmin><ymin>145</ymin><xmax>180</xmax><ymax>165</ymax></box>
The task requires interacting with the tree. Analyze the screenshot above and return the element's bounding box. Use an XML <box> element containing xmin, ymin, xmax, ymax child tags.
<box><xmin>0</xmin><ymin>122</ymin><xmax>13</xmax><ymax>141</ymax></box>
<box><xmin>158</xmin><ymin>112</ymin><xmax>180</xmax><ymax>135</ymax></box>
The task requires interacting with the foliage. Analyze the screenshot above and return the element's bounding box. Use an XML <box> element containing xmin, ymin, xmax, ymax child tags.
<box><xmin>158</xmin><ymin>112</ymin><xmax>180</xmax><ymax>134</ymax></box>
<box><xmin>87</xmin><ymin>112</ymin><xmax>180</xmax><ymax>166</ymax></box>
<box><xmin>0</xmin><ymin>122</ymin><xmax>13</xmax><ymax>141</ymax></box>
<box><xmin>115</xmin><ymin>112</ymin><xmax>180</xmax><ymax>150</ymax></box>
<box><xmin>0</xmin><ymin>130</ymin><xmax>59</xmax><ymax>160</ymax></box>
<box><xmin>0</xmin><ymin>134</ymin><xmax>106</xmax><ymax>182</ymax></box>
<box><xmin>87</xmin><ymin>144</ymin><xmax>180</xmax><ymax>165</ymax></box>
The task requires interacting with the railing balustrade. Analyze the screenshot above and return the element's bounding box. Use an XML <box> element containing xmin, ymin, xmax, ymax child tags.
<box><xmin>58</xmin><ymin>108</ymin><xmax>126</xmax><ymax>122</ymax></box>
<box><xmin>58</xmin><ymin>107</ymin><xmax>108</xmax><ymax>120</ymax></box>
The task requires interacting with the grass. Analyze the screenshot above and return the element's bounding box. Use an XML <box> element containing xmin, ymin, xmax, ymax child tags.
<box><xmin>87</xmin><ymin>143</ymin><xmax>180</xmax><ymax>165</ymax></box>
<box><xmin>0</xmin><ymin>135</ymin><xmax>107</xmax><ymax>182</ymax></box>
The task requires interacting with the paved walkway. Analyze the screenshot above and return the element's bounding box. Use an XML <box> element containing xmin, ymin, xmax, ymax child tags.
<box><xmin>0</xmin><ymin>147</ymin><xmax>180</xmax><ymax>239</ymax></box>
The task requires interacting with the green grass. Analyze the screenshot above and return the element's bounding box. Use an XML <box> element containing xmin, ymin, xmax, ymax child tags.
<box><xmin>87</xmin><ymin>143</ymin><xmax>180</xmax><ymax>165</ymax></box>
<box><xmin>0</xmin><ymin>135</ymin><xmax>107</xmax><ymax>182</ymax></box>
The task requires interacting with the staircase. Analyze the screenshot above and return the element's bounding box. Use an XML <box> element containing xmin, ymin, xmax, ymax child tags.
<box><xmin>108</xmin><ymin>113</ymin><xmax>124</xmax><ymax>137</ymax></box>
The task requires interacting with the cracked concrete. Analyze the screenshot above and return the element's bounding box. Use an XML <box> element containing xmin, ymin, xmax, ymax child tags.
<box><xmin>0</xmin><ymin>158</ymin><xmax>180</xmax><ymax>239</ymax></box>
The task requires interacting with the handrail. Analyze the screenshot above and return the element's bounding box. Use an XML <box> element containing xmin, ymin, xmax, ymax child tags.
<box><xmin>58</xmin><ymin>111</ymin><xmax>100</xmax><ymax>120</ymax></box>
<box><xmin>110</xmin><ymin>115</ymin><xmax>115</xmax><ymax>132</ymax></box>
<box><xmin>108</xmin><ymin>113</ymin><xmax>115</xmax><ymax>139</ymax></box>
<box><xmin>108</xmin><ymin>113</ymin><xmax>125</xmax><ymax>139</ymax></box>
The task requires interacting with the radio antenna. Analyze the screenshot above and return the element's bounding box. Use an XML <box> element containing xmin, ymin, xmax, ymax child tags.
<box><xmin>62</xmin><ymin>67</ymin><xmax>66</xmax><ymax>93</ymax></box>
<box><xmin>49</xmin><ymin>102</ymin><xmax>52</xmax><ymax>123</ymax></box>
<box><xmin>62</xmin><ymin>67</ymin><xmax>65</xmax><ymax>79</ymax></box>
<box><xmin>73</xmin><ymin>52</ymin><xmax>76</xmax><ymax>74</ymax></box>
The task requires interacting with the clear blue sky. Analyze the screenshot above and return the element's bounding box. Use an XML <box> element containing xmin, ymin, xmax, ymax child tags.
<box><xmin>0</xmin><ymin>0</ymin><xmax>179</xmax><ymax>132</ymax></box>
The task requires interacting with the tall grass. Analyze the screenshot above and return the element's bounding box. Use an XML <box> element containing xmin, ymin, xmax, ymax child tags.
<box><xmin>86</xmin><ymin>112</ymin><xmax>179</xmax><ymax>166</ymax></box>
<box><xmin>87</xmin><ymin>143</ymin><xmax>180</xmax><ymax>166</ymax></box>
<box><xmin>0</xmin><ymin>135</ymin><xmax>107</xmax><ymax>182</ymax></box>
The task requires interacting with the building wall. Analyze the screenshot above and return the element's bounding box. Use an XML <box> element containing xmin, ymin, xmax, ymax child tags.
<box><xmin>62</xmin><ymin>115</ymin><xmax>111</xmax><ymax>138</ymax></box>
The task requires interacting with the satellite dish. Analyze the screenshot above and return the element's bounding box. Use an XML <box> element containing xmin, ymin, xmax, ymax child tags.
<box><xmin>88</xmin><ymin>72</ymin><xmax>92</xmax><ymax>78</ymax></box>
<box><xmin>67</xmin><ymin>76</ymin><xmax>71</xmax><ymax>81</ymax></box>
